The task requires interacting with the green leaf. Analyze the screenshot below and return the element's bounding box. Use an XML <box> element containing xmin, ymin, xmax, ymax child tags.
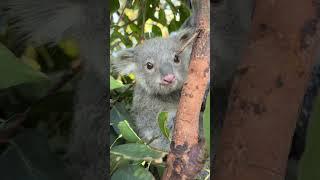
<box><xmin>152</xmin><ymin>25</ymin><xmax>162</xmax><ymax>37</ymax></box>
<box><xmin>110</xmin><ymin>153</ymin><xmax>130</xmax><ymax>175</ymax></box>
<box><xmin>118</xmin><ymin>120</ymin><xmax>141</xmax><ymax>143</ymax></box>
<box><xmin>110</xmin><ymin>143</ymin><xmax>166</xmax><ymax>163</ymax></box>
<box><xmin>158</xmin><ymin>9</ymin><xmax>167</xmax><ymax>25</ymax></box>
<box><xmin>168</xmin><ymin>20</ymin><xmax>179</xmax><ymax>33</ymax></box>
<box><xmin>0</xmin><ymin>43</ymin><xmax>48</xmax><ymax>90</ymax></box>
<box><xmin>178</xmin><ymin>3</ymin><xmax>191</xmax><ymax>25</ymax></box>
<box><xmin>157</xmin><ymin>112</ymin><xmax>170</xmax><ymax>140</ymax></box>
<box><xmin>298</xmin><ymin>95</ymin><xmax>320</xmax><ymax>180</ymax></box>
<box><xmin>130</xmin><ymin>23</ymin><xmax>141</xmax><ymax>34</ymax></box>
<box><xmin>123</xmin><ymin>32</ymin><xmax>134</xmax><ymax>48</ymax></box>
<box><xmin>111</xmin><ymin>31</ymin><xmax>132</xmax><ymax>48</ymax></box>
<box><xmin>150</xmin><ymin>0</ymin><xmax>160</xmax><ymax>7</ymax></box>
<box><xmin>165</xmin><ymin>0</ymin><xmax>177</xmax><ymax>13</ymax></box>
<box><xmin>146</xmin><ymin>6</ymin><xmax>156</xmax><ymax>22</ymax></box>
<box><xmin>110</xmin><ymin>0</ymin><xmax>120</xmax><ymax>14</ymax></box>
<box><xmin>110</xmin><ymin>127</ymin><xmax>127</xmax><ymax>150</ymax></box>
<box><xmin>203</xmin><ymin>93</ymin><xmax>210</xmax><ymax>152</ymax></box>
<box><xmin>155</xmin><ymin>164</ymin><xmax>166</xmax><ymax>178</ymax></box>
<box><xmin>110</xmin><ymin>102</ymin><xmax>132</xmax><ymax>134</ymax></box>
<box><xmin>110</xmin><ymin>76</ymin><xmax>124</xmax><ymax>90</ymax></box>
<box><xmin>111</xmin><ymin>165</ymin><xmax>154</xmax><ymax>180</ymax></box>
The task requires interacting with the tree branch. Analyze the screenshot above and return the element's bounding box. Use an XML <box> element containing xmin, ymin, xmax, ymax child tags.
<box><xmin>162</xmin><ymin>0</ymin><xmax>210</xmax><ymax>179</ymax></box>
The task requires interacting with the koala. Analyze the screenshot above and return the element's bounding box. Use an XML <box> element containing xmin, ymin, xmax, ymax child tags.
<box><xmin>113</xmin><ymin>28</ymin><xmax>196</xmax><ymax>151</ymax></box>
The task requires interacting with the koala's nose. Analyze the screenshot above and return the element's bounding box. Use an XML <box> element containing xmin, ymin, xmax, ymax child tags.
<box><xmin>160</xmin><ymin>62</ymin><xmax>173</xmax><ymax>76</ymax></box>
<box><xmin>162</xmin><ymin>74</ymin><xmax>176</xmax><ymax>84</ymax></box>
<box><xmin>160</xmin><ymin>62</ymin><xmax>175</xmax><ymax>84</ymax></box>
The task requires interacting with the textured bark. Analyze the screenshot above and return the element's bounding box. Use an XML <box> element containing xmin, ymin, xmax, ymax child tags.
<box><xmin>162</xmin><ymin>0</ymin><xmax>210</xmax><ymax>179</ymax></box>
<box><xmin>214</xmin><ymin>0</ymin><xmax>320</xmax><ymax>180</ymax></box>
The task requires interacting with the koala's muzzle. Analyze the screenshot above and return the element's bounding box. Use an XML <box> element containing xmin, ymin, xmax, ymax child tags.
<box><xmin>160</xmin><ymin>62</ymin><xmax>176</xmax><ymax>85</ymax></box>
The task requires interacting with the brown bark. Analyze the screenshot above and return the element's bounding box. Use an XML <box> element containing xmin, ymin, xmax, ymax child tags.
<box><xmin>161</xmin><ymin>0</ymin><xmax>210</xmax><ymax>179</ymax></box>
<box><xmin>214</xmin><ymin>0</ymin><xmax>320</xmax><ymax>180</ymax></box>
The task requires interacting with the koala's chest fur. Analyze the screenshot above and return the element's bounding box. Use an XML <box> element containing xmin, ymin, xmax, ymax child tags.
<box><xmin>131</xmin><ymin>84</ymin><xmax>180</xmax><ymax>150</ymax></box>
<box><xmin>132</xmin><ymin>85</ymin><xmax>180</xmax><ymax>114</ymax></box>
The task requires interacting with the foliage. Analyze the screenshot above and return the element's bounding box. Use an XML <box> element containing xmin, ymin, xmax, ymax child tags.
<box><xmin>0</xmin><ymin>9</ymin><xmax>79</xmax><ymax>180</ymax></box>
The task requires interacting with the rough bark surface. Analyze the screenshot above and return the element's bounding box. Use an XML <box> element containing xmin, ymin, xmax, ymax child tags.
<box><xmin>214</xmin><ymin>0</ymin><xmax>320</xmax><ymax>180</ymax></box>
<box><xmin>162</xmin><ymin>0</ymin><xmax>210</xmax><ymax>179</ymax></box>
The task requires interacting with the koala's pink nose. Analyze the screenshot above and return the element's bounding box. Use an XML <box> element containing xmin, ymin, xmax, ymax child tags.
<box><xmin>162</xmin><ymin>74</ymin><xmax>176</xmax><ymax>84</ymax></box>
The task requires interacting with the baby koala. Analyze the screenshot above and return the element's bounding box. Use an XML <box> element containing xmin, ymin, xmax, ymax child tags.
<box><xmin>113</xmin><ymin>28</ymin><xmax>195</xmax><ymax>151</ymax></box>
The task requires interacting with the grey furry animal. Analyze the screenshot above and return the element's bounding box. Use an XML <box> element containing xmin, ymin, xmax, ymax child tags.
<box><xmin>113</xmin><ymin>28</ymin><xmax>196</xmax><ymax>151</ymax></box>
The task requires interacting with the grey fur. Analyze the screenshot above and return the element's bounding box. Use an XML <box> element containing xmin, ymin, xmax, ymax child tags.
<box><xmin>113</xmin><ymin>28</ymin><xmax>195</xmax><ymax>151</ymax></box>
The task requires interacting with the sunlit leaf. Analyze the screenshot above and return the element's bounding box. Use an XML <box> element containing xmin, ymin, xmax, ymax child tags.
<box><xmin>111</xmin><ymin>76</ymin><xmax>124</xmax><ymax>90</ymax></box>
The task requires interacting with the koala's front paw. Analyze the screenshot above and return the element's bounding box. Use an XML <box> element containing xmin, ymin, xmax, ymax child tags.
<box><xmin>139</xmin><ymin>129</ymin><xmax>170</xmax><ymax>151</ymax></box>
<box><xmin>148</xmin><ymin>137</ymin><xmax>170</xmax><ymax>152</ymax></box>
<box><xmin>139</xmin><ymin>130</ymin><xmax>156</xmax><ymax>142</ymax></box>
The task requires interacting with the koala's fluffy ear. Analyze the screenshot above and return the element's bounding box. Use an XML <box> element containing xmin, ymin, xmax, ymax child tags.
<box><xmin>112</xmin><ymin>48</ymin><xmax>137</xmax><ymax>75</ymax></box>
<box><xmin>170</xmin><ymin>28</ymin><xmax>196</xmax><ymax>45</ymax></box>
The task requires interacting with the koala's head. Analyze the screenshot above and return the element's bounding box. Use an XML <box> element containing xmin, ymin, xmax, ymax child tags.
<box><xmin>112</xmin><ymin>28</ymin><xmax>195</xmax><ymax>95</ymax></box>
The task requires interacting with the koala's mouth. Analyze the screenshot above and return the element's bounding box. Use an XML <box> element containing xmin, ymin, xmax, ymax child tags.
<box><xmin>160</xmin><ymin>74</ymin><xmax>176</xmax><ymax>86</ymax></box>
<box><xmin>160</xmin><ymin>80</ymin><xmax>175</xmax><ymax>86</ymax></box>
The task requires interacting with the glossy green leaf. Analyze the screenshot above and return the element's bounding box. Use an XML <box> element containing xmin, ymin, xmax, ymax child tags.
<box><xmin>118</xmin><ymin>120</ymin><xmax>141</xmax><ymax>143</ymax></box>
<box><xmin>157</xmin><ymin>112</ymin><xmax>170</xmax><ymax>140</ymax></box>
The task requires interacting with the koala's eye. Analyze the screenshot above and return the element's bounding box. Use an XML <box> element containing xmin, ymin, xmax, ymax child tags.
<box><xmin>146</xmin><ymin>62</ymin><xmax>154</xmax><ymax>70</ymax></box>
<box><xmin>174</xmin><ymin>55</ymin><xmax>180</xmax><ymax>63</ymax></box>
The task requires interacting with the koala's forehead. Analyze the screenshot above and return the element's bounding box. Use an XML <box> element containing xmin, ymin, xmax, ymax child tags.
<box><xmin>135</xmin><ymin>38</ymin><xmax>178</xmax><ymax>58</ymax></box>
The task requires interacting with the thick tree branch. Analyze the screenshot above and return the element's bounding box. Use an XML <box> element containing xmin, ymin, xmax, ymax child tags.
<box><xmin>162</xmin><ymin>0</ymin><xmax>210</xmax><ymax>179</ymax></box>
<box><xmin>214</xmin><ymin>0</ymin><xmax>320</xmax><ymax>180</ymax></box>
